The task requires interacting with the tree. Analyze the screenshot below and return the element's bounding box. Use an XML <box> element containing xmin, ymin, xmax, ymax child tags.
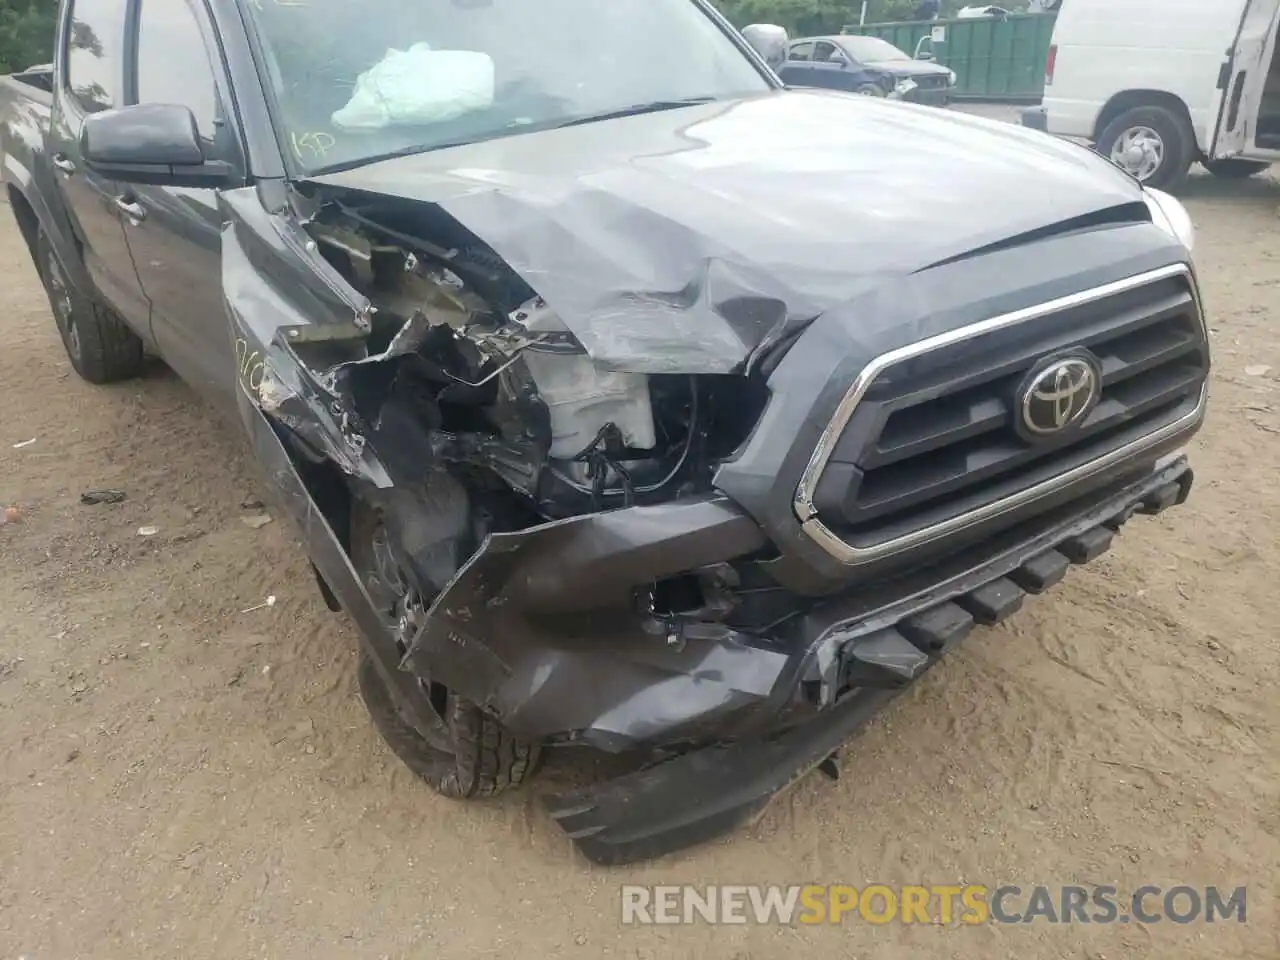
<box><xmin>0</xmin><ymin>1</ymin><xmax>57</xmax><ymax>75</ymax></box>
<box><xmin>710</xmin><ymin>0</ymin><xmax>979</xmax><ymax>32</ymax></box>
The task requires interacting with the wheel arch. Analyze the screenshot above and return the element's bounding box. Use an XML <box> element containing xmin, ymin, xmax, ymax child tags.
<box><xmin>1094</xmin><ymin>90</ymin><xmax>1197</xmax><ymax>152</ymax></box>
<box><xmin>6</xmin><ymin>184</ymin><xmax>40</xmax><ymax>264</ymax></box>
<box><xmin>7</xmin><ymin>180</ymin><xmax>93</xmax><ymax>297</ymax></box>
<box><xmin>292</xmin><ymin>448</ymin><xmax>354</xmax><ymax>613</ymax></box>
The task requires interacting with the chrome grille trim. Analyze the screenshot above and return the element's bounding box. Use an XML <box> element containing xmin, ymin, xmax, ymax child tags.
<box><xmin>794</xmin><ymin>263</ymin><xmax>1207</xmax><ymax>565</ymax></box>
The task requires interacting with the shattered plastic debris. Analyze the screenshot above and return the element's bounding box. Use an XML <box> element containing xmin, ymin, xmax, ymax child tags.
<box><xmin>890</xmin><ymin>79</ymin><xmax>918</xmax><ymax>100</ymax></box>
<box><xmin>2</xmin><ymin>506</ymin><xmax>20</xmax><ymax>525</ymax></box>
<box><xmin>255</xmin><ymin>369</ymin><xmax>296</xmax><ymax>414</ymax></box>
<box><xmin>241</xmin><ymin>514</ymin><xmax>274</xmax><ymax>529</ymax></box>
<box><xmin>349</xmin><ymin>311</ymin><xmax>432</xmax><ymax>367</ymax></box>
<box><xmin>242</xmin><ymin>596</ymin><xmax>277</xmax><ymax>614</ymax></box>
<box><xmin>1244</xmin><ymin>364</ymin><xmax>1272</xmax><ymax>377</ymax></box>
<box><xmin>81</xmin><ymin>490</ymin><xmax>127</xmax><ymax>505</ymax></box>
<box><xmin>136</xmin><ymin>526</ymin><xmax>159</xmax><ymax>537</ymax></box>
<box><xmin>11</xmin><ymin>438</ymin><xmax>36</xmax><ymax>449</ymax></box>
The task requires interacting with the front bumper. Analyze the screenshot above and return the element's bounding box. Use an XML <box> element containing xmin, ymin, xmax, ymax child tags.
<box><xmin>1021</xmin><ymin>105</ymin><xmax>1049</xmax><ymax>132</ymax></box>
<box><xmin>543</xmin><ymin>455</ymin><xmax>1194</xmax><ymax>864</ymax></box>
<box><xmin>406</xmin><ymin>455</ymin><xmax>1195</xmax><ymax>752</ymax></box>
<box><xmin>906</xmin><ymin>86</ymin><xmax>953</xmax><ymax>108</ymax></box>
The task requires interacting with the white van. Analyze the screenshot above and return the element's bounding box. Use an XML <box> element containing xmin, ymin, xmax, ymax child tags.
<box><xmin>1021</xmin><ymin>0</ymin><xmax>1280</xmax><ymax>189</ymax></box>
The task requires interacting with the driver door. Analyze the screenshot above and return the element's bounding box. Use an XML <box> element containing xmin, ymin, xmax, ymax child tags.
<box><xmin>779</xmin><ymin>41</ymin><xmax>816</xmax><ymax>86</ymax></box>
<box><xmin>120</xmin><ymin>0</ymin><xmax>247</xmax><ymax>415</ymax></box>
<box><xmin>49</xmin><ymin>0</ymin><xmax>152</xmax><ymax>332</ymax></box>
<box><xmin>807</xmin><ymin>40</ymin><xmax>857</xmax><ymax>91</ymax></box>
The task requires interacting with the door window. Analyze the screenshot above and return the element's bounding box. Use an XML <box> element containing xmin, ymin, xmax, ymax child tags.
<box><xmin>65</xmin><ymin>0</ymin><xmax>128</xmax><ymax>113</ymax></box>
<box><xmin>134</xmin><ymin>0</ymin><xmax>223</xmax><ymax>141</ymax></box>
<box><xmin>789</xmin><ymin>42</ymin><xmax>815</xmax><ymax>62</ymax></box>
<box><xmin>814</xmin><ymin>41</ymin><xmax>841</xmax><ymax>63</ymax></box>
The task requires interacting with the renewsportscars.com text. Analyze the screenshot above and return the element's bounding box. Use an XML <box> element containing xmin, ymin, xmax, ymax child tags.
<box><xmin>620</xmin><ymin>884</ymin><xmax>1247</xmax><ymax>926</ymax></box>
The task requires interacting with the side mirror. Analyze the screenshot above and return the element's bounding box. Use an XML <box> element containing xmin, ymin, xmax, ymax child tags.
<box><xmin>917</xmin><ymin>51</ymin><xmax>937</xmax><ymax>61</ymax></box>
<box><xmin>81</xmin><ymin>103</ymin><xmax>234</xmax><ymax>188</ymax></box>
<box><xmin>742</xmin><ymin>23</ymin><xmax>790</xmax><ymax>70</ymax></box>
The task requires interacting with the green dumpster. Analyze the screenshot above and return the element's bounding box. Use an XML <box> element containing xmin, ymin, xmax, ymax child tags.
<box><xmin>843</xmin><ymin>13</ymin><xmax>1057</xmax><ymax>102</ymax></box>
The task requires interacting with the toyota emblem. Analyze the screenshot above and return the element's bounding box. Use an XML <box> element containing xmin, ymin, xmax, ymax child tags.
<box><xmin>1017</xmin><ymin>354</ymin><xmax>1102</xmax><ymax>440</ymax></box>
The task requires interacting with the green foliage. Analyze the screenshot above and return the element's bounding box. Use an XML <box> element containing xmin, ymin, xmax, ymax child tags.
<box><xmin>710</xmin><ymin>0</ymin><xmax>977</xmax><ymax>34</ymax></box>
<box><xmin>0</xmin><ymin>1</ymin><xmax>56</xmax><ymax>75</ymax></box>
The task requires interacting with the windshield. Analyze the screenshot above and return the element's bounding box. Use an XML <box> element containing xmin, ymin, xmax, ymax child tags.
<box><xmin>241</xmin><ymin>0</ymin><xmax>772</xmax><ymax>174</ymax></box>
<box><xmin>840</xmin><ymin>36</ymin><xmax>912</xmax><ymax>62</ymax></box>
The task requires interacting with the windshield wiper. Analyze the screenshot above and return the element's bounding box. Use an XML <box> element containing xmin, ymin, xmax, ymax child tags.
<box><xmin>553</xmin><ymin>97</ymin><xmax>718</xmax><ymax>129</ymax></box>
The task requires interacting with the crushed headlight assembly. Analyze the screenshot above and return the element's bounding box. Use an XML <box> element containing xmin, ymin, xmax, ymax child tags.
<box><xmin>1144</xmin><ymin>188</ymin><xmax>1195</xmax><ymax>253</ymax></box>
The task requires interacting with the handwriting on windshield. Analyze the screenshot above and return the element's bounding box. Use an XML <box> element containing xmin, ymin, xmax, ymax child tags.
<box><xmin>291</xmin><ymin>131</ymin><xmax>336</xmax><ymax>164</ymax></box>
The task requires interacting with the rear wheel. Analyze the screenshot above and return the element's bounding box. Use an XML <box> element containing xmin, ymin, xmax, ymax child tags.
<box><xmin>351</xmin><ymin>500</ymin><xmax>539</xmax><ymax>798</ymax></box>
<box><xmin>35</xmin><ymin>232</ymin><xmax>144</xmax><ymax>384</ymax></box>
<box><xmin>1097</xmin><ymin>105</ymin><xmax>1194</xmax><ymax>191</ymax></box>
<box><xmin>1205</xmin><ymin>158</ymin><xmax>1271</xmax><ymax>179</ymax></box>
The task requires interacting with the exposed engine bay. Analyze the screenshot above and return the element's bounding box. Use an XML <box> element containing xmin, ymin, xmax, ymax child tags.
<box><xmin>297</xmin><ymin>195</ymin><xmax>769</xmax><ymax>549</ymax></box>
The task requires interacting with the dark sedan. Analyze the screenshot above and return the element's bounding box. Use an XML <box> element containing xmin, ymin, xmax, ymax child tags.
<box><xmin>781</xmin><ymin>35</ymin><xmax>956</xmax><ymax>106</ymax></box>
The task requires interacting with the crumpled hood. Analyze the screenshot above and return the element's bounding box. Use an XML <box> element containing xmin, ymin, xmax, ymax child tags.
<box><xmin>864</xmin><ymin>59</ymin><xmax>953</xmax><ymax>78</ymax></box>
<box><xmin>310</xmin><ymin>89</ymin><xmax>1145</xmax><ymax>374</ymax></box>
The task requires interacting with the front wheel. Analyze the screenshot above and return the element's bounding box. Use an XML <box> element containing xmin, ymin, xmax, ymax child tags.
<box><xmin>856</xmin><ymin>83</ymin><xmax>886</xmax><ymax>97</ymax></box>
<box><xmin>1205</xmin><ymin>158</ymin><xmax>1272</xmax><ymax>179</ymax></box>
<box><xmin>351</xmin><ymin>500</ymin><xmax>540</xmax><ymax>798</ymax></box>
<box><xmin>35</xmin><ymin>232</ymin><xmax>144</xmax><ymax>384</ymax></box>
<box><xmin>358</xmin><ymin>656</ymin><xmax>539</xmax><ymax>798</ymax></box>
<box><xmin>1096</xmin><ymin>106</ymin><xmax>1194</xmax><ymax>191</ymax></box>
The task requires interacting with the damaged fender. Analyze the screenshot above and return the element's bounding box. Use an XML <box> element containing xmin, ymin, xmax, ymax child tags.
<box><xmin>219</xmin><ymin>186</ymin><xmax>455</xmax><ymax>743</ymax></box>
<box><xmin>213</xmin><ymin>184</ymin><xmax>957</xmax><ymax>753</ymax></box>
<box><xmin>220</xmin><ymin>187</ymin><xmax>393</xmax><ymax>484</ymax></box>
<box><xmin>218</xmin><ymin>185</ymin><xmax>792</xmax><ymax>752</ymax></box>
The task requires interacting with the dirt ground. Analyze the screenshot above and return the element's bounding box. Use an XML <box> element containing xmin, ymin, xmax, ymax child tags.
<box><xmin>1</xmin><ymin>170</ymin><xmax>1278</xmax><ymax>960</ymax></box>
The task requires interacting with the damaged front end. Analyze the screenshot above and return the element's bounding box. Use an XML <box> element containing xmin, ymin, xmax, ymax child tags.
<box><xmin>221</xmin><ymin>165</ymin><xmax>1204</xmax><ymax>864</ymax></box>
<box><xmin>220</xmin><ymin>181</ymin><xmax>793</xmax><ymax>755</ymax></box>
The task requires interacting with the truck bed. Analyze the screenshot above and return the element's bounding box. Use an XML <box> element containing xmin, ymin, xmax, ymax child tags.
<box><xmin>9</xmin><ymin>65</ymin><xmax>54</xmax><ymax>96</ymax></box>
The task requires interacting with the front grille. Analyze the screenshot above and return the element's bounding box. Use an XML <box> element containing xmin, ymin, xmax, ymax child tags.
<box><xmin>799</xmin><ymin>265</ymin><xmax>1208</xmax><ymax>561</ymax></box>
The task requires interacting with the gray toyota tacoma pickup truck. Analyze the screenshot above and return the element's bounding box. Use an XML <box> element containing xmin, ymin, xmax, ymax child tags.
<box><xmin>1</xmin><ymin>0</ymin><xmax>1207</xmax><ymax>864</ymax></box>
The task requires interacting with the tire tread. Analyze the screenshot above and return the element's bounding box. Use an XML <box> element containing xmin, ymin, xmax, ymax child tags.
<box><xmin>36</xmin><ymin>233</ymin><xmax>144</xmax><ymax>384</ymax></box>
<box><xmin>358</xmin><ymin>656</ymin><xmax>539</xmax><ymax>800</ymax></box>
<box><xmin>76</xmin><ymin>299</ymin><xmax>146</xmax><ymax>384</ymax></box>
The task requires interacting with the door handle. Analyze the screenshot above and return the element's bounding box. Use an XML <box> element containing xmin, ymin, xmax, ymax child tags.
<box><xmin>51</xmin><ymin>154</ymin><xmax>77</xmax><ymax>176</ymax></box>
<box><xmin>114</xmin><ymin>196</ymin><xmax>147</xmax><ymax>223</ymax></box>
